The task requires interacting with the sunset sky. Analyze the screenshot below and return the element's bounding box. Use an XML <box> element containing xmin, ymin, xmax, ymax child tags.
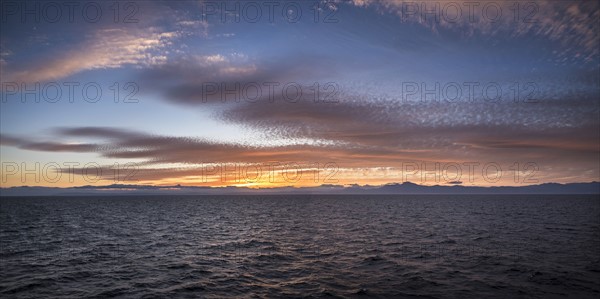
<box><xmin>0</xmin><ymin>0</ymin><xmax>599</xmax><ymax>188</ymax></box>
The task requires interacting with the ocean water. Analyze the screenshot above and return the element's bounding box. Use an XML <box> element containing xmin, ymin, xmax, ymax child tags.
<box><xmin>0</xmin><ymin>195</ymin><xmax>599</xmax><ymax>298</ymax></box>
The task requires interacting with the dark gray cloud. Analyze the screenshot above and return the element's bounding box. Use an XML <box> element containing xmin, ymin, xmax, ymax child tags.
<box><xmin>1</xmin><ymin>134</ymin><xmax>99</xmax><ymax>152</ymax></box>
<box><xmin>56</xmin><ymin>127</ymin><xmax>143</xmax><ymax>140</ymax></box>
<box><xmin>137</xmin><ymin>51</ymin><xmax>340</xmax><ymax>105</ymax></box>
<box><xmin>0</xmin><ymin>134</ymin><xmax>23</xmax><ymax>146</ymax></box>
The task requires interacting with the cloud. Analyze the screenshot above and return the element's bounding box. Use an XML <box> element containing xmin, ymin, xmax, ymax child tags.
<box><xmin>0</xmin><ymin>134</ymin><xmax>24</xmax><ymax>146</ymax></box>
<box><xmin>344</xmin><ymin>0</ymin><xmax>599</xmax><ymax>61</ymax></box>
<box><xmin>219</xmin><ymin>93</ymin><xmax>599</xmax><ymax>150</ymax></box>
<box><xmin>55</xmin><ymin>127</ymin><xmax>143</xmax><ymax>140</ymax></box>
<box><xmin>0</xmin><ymin>1</ymin><xmax>209</xmax><ymax>83</ymax></box>
<box><xmin>138</xmin><ymin>51</ymin><xmax>338</xmax><ymax>105</ymax></box>
<box><xmin>126</xmin><ymin>47</ymin><xmax>599</xmax><ymax>173</ymax></box>
<box><xmin>1</xmin><ymin>134</ymin><xmax>99</xmax><ymax>152</ymax></box>
<box><xmin>2</xmin><ymin>119</ymin><xmax>598</xmax><ymax>186</ymax></box>
<box><xmin>4</xmin><ymin>28</ymin><xmax>178</xmax><ymax>83</ymax></box>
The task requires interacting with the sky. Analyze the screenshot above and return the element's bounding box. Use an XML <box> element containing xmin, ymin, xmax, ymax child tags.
<box><xmin>0</xmin><ymin>0</ymin><xmax>599</xmax><ymax>188</ymax></box>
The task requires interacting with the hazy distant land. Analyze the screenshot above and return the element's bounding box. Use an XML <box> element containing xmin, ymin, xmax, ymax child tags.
<box><xmin>1</xmin><ymin>182</ymin><xmax>598</xmax><ymax>196</ymax></box>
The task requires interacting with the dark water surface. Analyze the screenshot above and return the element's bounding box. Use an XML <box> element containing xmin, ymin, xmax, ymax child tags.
<box><xmin>1</xmin><ymin>195</ymin><xmax>599</xmax><ymax>298</ymax></box>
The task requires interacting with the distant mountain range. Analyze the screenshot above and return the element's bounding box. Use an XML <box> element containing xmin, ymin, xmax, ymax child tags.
<box><xmin>1</xmin><ymin>182</ymin><xmax>598</xmax><ymax>196</ymax></box>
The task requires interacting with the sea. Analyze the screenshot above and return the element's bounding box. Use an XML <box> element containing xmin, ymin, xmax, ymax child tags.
<box><xmin>1</xmin><ymin>195</ymin><xmax>599</xmax><ymax>298</ymax></box>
